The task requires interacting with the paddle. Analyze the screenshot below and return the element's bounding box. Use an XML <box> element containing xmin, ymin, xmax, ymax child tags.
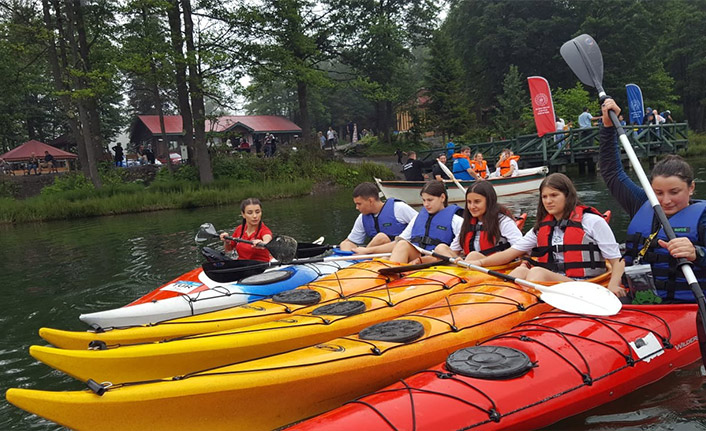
<box><xmin>561</xmin><ymin>34</ymin><xmax>706</xmax><ymax>356</ymax></box>
<box><xmin>203</xmin><ymin>252</ymin><xmax>393</xmax><ymax>282</ymax></box>
<box><xmin>437</xmin><ymin>160</ymin><xmax>467</xmax><ymax>195</ymax></box>
<box><xmin>195</xmin><ymin>223</ymin><xmax>298</xmax><ymax>262</ymax></box>
<box><xmin>410</xmin><ymin>243</ymin><xmax>621</xmax><ymax>316</ymax></box>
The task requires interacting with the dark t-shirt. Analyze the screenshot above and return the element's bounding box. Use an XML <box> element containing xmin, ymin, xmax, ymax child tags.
<box><xmin>402</xmin><ymin>158</ymin><xmax>434</xmax><ymax>181</ymax></box>
<box><xmin>431</xmin><ymin>163</ymin><xmax>449</xmax><ymax>180</ymax></box>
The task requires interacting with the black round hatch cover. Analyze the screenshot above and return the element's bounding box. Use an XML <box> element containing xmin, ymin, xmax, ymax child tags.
<box><xmin>272</xmin><ymin>289</ymin><xmax>321</xmax><ymax>305</ymax></box>
<box><xmin>446</xmin><ymin>345</ymin><xmax>532</xmax><ymax>380</ymax></box>
<box><xmin>239</xmin><ymin>270</ymin><xmax>293</xmax><ymax>286</ymax></box>
<box><xmin>311</xmin><ymin>300</ymin><xmax>366</xmax><ymax>316</ymax></box>
<box><xmin>358</xmin><ymin>319</ymin><xmax>425</xmax><ymax>343</ymax></box>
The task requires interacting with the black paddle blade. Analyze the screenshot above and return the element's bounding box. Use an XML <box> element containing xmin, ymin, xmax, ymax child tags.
<box><xmin>195</xmin><ymin>223</ymin><xmax>219</xmax><ymax>243</ymax></box>
<box><xmin>266</xmin><ymin>235</ymin><xmax>298</xmax><ymax>262</ymax></box>
<box><xmin>560</xmin><ymin>34</ymin><xmax>604</xmax><ymax>91</ymax></box>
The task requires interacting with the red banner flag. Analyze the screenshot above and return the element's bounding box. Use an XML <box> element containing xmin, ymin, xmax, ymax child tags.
<box><xmin>527</xmin><ymin>76</ymin><xmax>556</xmax><ymax>137</ymax></box>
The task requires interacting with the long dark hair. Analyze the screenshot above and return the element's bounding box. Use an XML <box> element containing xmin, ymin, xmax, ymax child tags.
<box><xmin>238</xmin><ymin>197</ymin><xmax>263</xmax><ymax>237</ymax></box>
<box><xmin>420</xmin><ymin>180</ymin><xmax>448</xmax><ymax>208</ymax></box>
<box><xmin>533</xmin><ymin>173</ymin><xmax>581</xmax><ymax>231</ymax></box>
<box><xmin>459</xmin><ymin>181</ymin><xmax>512</xmax><ymax>245</ymax></box>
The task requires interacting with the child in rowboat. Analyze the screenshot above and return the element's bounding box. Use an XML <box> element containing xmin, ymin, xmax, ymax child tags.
<box><xmin>601</xmin><ymin>99</ymin><xmax>706</xmax><ymax>303</ymax></box>
<box><xmin>353</xmin><ymin>181</ymin><xmax>464</xmax><ymax>263</ymax></box>
<box><xmin>466</xmin><ymin>173</ymin><xmax>625</xmax><ymax>297</ymax></box>
<box><xmin>434</xmin><ymin>181</ymin><xmax>522</xmax><ymax>259</ymax></box>
<box><xmin>339</xmin><ymin>182</ymin><xmax>418</xmax><ymax>252</ymax></box>
<box><xmin>220</xmin><ymin>198</ymin><xmax>273</xmax><ymax>262</ymax></box>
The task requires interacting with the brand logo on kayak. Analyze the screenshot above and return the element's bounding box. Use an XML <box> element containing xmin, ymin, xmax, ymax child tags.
<box><xmin>240</xmin><ymin>304</ymin><xmax>265</xmax><ymax>311</ymax></box>
<box><xmin>675</xmin><ymin>335</ymin><xmax>698</xmax><ymax>351</ymax></box>
<box><xmin>315</xmin><ymin>343</ymin><xmax>345</xmax><ymax>352</ymax></box>
<box><xmin>161</xmin><ymin>281</ymin><xmax>202</xmax><ymax>294</ymax></box>
<box><xmin>275</xmin><ymin>319</ymin><xmax>297</xmax><ymax>324</ymax></box>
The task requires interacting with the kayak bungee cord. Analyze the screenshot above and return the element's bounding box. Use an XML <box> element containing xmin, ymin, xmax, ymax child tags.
<box><xmin>333</xmin><ymin>307</ymin><xmax>680</xmax><ymax>431</ymax></box>
<box><xmin>79</xmin><ymin>285</ymin><xmax>544</xmax><ymax>395</ymax></box>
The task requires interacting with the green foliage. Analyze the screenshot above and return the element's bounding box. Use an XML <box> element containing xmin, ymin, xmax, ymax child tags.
<box><xmin>493</xmin><ymin>65</ymin><xmax>530</xmax><ymax>138</ymax></box>
<box><xmin>553</xmin><ymin>83</ymin><xmax>600</xmax><ymax>128</ymax></box>
<box><xmin>0</xmin><ymin>178</ymin><xmax>17</xmax><ymax>198</ymax></box>
<box><xmin>679</xmin><ymin>132</ymin><xmax>706</xmax><ymax>157</ymax></box>
<box><xmin>41</xmin><ymin>173</ymin><xmax>94</xmax><ymax>196</ymax></box>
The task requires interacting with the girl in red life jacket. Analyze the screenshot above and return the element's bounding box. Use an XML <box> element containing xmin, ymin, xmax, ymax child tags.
<box><xmin>435</xmin><ymin>180</ymin><xmax>522</xmax><ymax>260</ymax></box>
<box><xmin>466</xmin><ymin>173</ymin><xmax>626</xmax><ymax>298</ymax></box>
<box><xmin>219</xmin><ymin>198</ymin><xmax>273</xmax><ymax>262</ymax></box>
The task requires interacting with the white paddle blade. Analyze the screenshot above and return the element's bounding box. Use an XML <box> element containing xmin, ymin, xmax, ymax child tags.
<box><xmin>538</xmin><ymin>281</ymin><xmax>622</xmax><ymax>316</ymax></box>
<box><xmin>195</xmin><ymin>223</ymin><xmax>218</xmax><ymax>243</ymax></box>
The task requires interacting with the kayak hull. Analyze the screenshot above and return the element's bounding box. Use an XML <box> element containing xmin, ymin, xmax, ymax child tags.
<box><xmin>289</xmin><ymin>303</ymin><xmax>701</xmax><ymax>431</ymax></box>
<box><xmin>31</xmin><ymin>265</ymin><xmax>514</xmax><ymax>383</ymax></box>
<box><xmin>7</xmin><ymin>276</ymin><xmax>557</xmax><ymax>431</ymax></box>
<box><xmin>40</xmin><ymin>260</ymin><xmax>395</xmax><ymax>349</ymax></box>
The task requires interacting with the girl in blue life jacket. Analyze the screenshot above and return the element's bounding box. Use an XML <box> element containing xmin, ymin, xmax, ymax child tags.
<box><xmin>601</xmin><ymin>99</ymin><xmax>706</xmax><ymax>303</ymax></box>
<box><xmin>434</xmin><ymin>180</ymin><xmax>522</xmax><ymax>260</ymax></box>
<box><xmin>355</xmin><ymin>181</ymin><xmax>464</xmax><ymax>263</ymax></box>
<box><xmin>466</xmin><ymin>173</ymin><xmax>626</xmax><ymax>298</ymax></box>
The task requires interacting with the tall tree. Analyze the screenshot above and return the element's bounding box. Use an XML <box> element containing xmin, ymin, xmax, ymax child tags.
<box><xmin>424</xmin><ymin>29</ymin><xmax>472</xmax><ymax>141</ymax></box>
<box><xmin>493</xmin><ymin>65</ymin><xmax>529</xmax><ymax>138</ymax></box>
<box><xmin>329</xmin><ymin>0</ymin><xmax>439</xmax><ymax>142</ymax></box>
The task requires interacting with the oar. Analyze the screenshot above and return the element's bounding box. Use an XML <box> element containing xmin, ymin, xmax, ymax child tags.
<box><xmin>195</xmin><ymin>223</ymin><xmax>298</xmax><ymax>263</ymax></box>
<box><xmin>437</xmin><ymin>160</ymin><xmax>467</xmax><ymax>194</ymax></box>
<box><xmin>203</xmin><ymin>252</ymin><xmax>393</xmax><ymax>279</ymax></box>
<box><xmin>561</xmin><ymin>34</ymin><xmax>706</xmax><ymax>356</ymax></box>
<box><xmin>410</xmin><ymin>243</ymin><xmax>622</xmax><ymax>316</ymax></box>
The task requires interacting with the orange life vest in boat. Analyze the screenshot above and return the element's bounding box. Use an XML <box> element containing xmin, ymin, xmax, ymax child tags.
<box><xmin>470</xmin><ymin>160</ymin><xmax>488</xmax><ymax>178</ymax></box>
<box><xmin>498</xmin><ymin>155</ymin><xmax>520</xmax><ymax>176</ymax></box>
<box><xmin>530</xmin><ymin>205</ymin><xmax>607</xmax><ymax>278</ymax></box>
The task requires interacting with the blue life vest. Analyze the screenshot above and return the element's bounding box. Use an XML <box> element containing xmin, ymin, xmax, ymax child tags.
<box><xmin>361</xmin><ymin>199</ymin><xmax>408</xmax><ymax>240</ymax></box>
<box><xmin>452</xmin><ymin>157</ymin><xmax>473</xmax><ymax>181</ymax></box>
<box><xmin>410</xmin><ymin>205</ymin><xmax>461</xmax><ymax>250</ymax></box>
<box><xmin>624</xmin><ymin>199</ymin><xmax>706</xmax><ymax>301</ymax></box>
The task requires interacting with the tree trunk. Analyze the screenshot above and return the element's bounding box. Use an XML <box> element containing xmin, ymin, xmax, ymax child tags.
<box><xmin>167</xmin><ymin>0</ymin><xmax>195</xmax><ymax>164</ymax></box>
<box><xmin>73</xmin><ymin>0</ymin><xmax>104</xmax><ymax>161</ymax></box>
<box><xmin>63</xmin><ymin>0</ymin><xmax>101</xmax><ymax>187</ymax></box>
<box><xmin>43</xmin><ymin>0</ymin><xmax>86</xmax><ymax>175</ymax></box>
<box><xmin>296</xmin><ymin>79</ymin><xmax>311</xmax><ymax>142</ymax></box>
<box><xmin>181</xmin><ymin>0</ymin><xmax>213</xmax><ymax>184</ymax></box>
<box><xmin>143</xmin><ymin>5</ymin><xmax>175</xmax><ymax>173</ymax></box>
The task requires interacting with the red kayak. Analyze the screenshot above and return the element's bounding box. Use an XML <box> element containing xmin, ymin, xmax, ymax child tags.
<box><xmin>290</xmin><ymin>304</ymin><xmax>701</xmax><ymax>431</ymax></box>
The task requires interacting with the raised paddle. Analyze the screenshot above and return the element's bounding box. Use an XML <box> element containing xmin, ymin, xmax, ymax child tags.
<box><xmin>437</xmin><ymin>160</ymin><xmax>467</xmax><ymax>194</ymax></box>
<box><xmin>195</xmin><ymin>223</ymin><xmax>298</xmax><ymax>262</ymax></box>
<box><xmin>410</xmin><ymin>243</ymin><xmax>622</xmax><ymax>316</ymax></box>
<box><xmin>561</xmin><ymin>34</ymin><xmax>706</xmax><ymax>356</ymax></box>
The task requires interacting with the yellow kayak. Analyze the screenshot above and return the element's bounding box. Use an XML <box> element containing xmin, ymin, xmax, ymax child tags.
<box><xmin>39</xmin><ymin>260</ymin><xmax>398</xmax><ymax>349</ymax></box>
<box><xmin>31</xmin><ymin>264</ymin><xmax>514</xmax><ymax>383</ymax></box>
<box><xmin>9</xmin><ymin>271</ymin><xmax>611</xmax><ymax>430</ymax></box>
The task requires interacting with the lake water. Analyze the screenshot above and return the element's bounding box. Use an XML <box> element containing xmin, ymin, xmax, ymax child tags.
<box><xmin>2</xmin><ymin>159</ymin><xmax>706</xmax><ymax>430</ymax></box>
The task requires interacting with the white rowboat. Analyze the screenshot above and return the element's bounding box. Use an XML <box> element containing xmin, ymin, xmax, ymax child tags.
<box><xmin>374</xmin><ymin>166</ymin><xmax>548</xmax><ymax>205</ymax></box>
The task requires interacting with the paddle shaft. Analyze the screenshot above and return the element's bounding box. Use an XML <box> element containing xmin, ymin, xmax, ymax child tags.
<box><xmin>426</xmin><ymin>250</ymin><xmax>546</xmax><ymax>291</ymax></box>
<box><xmin>205</xmin><ymin>252</ymin><xmax>392</xmax><ymax>275</ymax></box>
<box><xmin>438</xmin><ymin>160</ymin><xmax>468</xmax><ymax>193</ymax></box>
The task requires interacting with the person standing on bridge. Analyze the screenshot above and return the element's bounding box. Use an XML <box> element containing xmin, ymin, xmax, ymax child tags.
<box><xmin>600</xmin><ymin>99</ymin><xmax>706</xmax><ymax>304</ymax></box>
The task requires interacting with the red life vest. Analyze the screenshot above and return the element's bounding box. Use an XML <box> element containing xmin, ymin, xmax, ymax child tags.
<box><xmin>230</xmin><ymin>222</ymin><xmax>272</xmax><ymax>262</ymax></box>
<box><xmin>498</xmin><ymin>155</ymin><xmax>520</xmax><ymax>176</ymax></box>
<box><xmin>530</xmin><ymin>205</ymin><xmax>607</xmax><ymax>278</ymax></box>
<box><xmin>462</xmin><ymin>216</ymin><xmax>510</xmax><ymax>256</ymax></box>
<box><xmin>470</xmin><ymin>160</ymin><xmax>488</xmax><ymax>178</ymax></box>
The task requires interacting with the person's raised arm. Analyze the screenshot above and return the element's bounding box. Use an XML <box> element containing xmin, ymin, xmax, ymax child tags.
<box><xmin>599</xmin><ymin>99</ymin><xmax>647</xmax><ymax>217</ymax></box>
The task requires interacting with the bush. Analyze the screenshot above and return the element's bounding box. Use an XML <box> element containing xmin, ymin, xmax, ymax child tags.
<box><xmin>0</xmin><ymin>179</ymin><xmax>17</xmax><ymax>198</ymax></box>
<box><xmin>41</xmin><ymin>173</ymin><xmax>94</xmax><ymax>196</ymax></box>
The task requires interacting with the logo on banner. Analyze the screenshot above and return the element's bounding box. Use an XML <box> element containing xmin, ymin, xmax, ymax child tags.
<box><xmin>534</xmin><ymin>93</ymin><xmax>549</xmax><ymax>107</ymax></box>
<box><xmin>630</xmin><ymin>99</ymin><xmax>642</xmax><ymax>113</ymax></box>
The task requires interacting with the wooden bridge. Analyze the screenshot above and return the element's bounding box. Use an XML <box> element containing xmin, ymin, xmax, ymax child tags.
<box><xmin>421</xmin><ymin>122</ymin><xmax>689</xmax><ymax>173</ymax></box>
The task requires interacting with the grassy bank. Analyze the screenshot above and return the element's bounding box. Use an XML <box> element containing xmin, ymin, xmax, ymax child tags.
<box><xmin>0</xmin><ymin>151</ymin><xmax>394</xmax><ymax>224</ymax></box>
